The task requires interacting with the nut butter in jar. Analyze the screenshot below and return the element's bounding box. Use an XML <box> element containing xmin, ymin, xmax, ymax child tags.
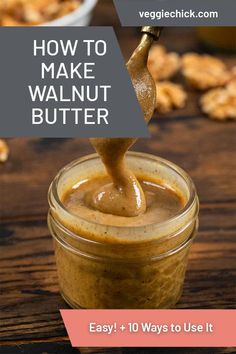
<box><xmin>48</xmin><ymin>152</ymin><xmax>199</xmax><ymax>309</ymax></box>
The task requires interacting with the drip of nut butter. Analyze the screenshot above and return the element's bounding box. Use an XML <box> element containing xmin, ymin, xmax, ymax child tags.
<box><xmin>88</xmin><ymin>27</ymin><xmax>162</xmax><ymax>217</ymax></box>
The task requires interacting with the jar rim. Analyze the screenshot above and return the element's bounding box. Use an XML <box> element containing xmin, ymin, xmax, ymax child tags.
<box><xmin>48</xmin><ymin>152</ymin><xmax>198</xmax><ymax>236</ymax></box>
<box><xmin>48</xmin><ymin>209</ymin><xmax>198</xmax><ymax>262</ymax></box>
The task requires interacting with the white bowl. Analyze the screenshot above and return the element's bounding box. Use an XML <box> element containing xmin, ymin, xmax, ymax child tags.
<box><xmin>43</xmin><ymin>0</ymin><xmax>98</xmax><ymax>26</ymax></box>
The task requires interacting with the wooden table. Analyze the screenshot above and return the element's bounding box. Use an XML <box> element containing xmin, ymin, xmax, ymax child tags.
<box><xmin>0</xmin><ymin>1</ymin><xmax>235</xmax><ymax>353</ymax></box>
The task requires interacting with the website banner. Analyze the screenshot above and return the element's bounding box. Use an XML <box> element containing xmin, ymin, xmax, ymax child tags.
<box><xmin>61</xmin><ymin>309</ymin><xmax>236</xmax><ymax>347</ymax></box>
<box><xmin>113</xmin><ymin>0</ymin><xmax>236</xmax><ymax>26</ymax></box>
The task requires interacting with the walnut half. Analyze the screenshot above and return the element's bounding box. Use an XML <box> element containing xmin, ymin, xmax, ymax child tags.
<box><xmin>156</xmin><ymin>81</ymin><xmax>187</xmax><ymax>114</ymax></box>
<box><xmin>200</xmin><ymin>80</ymin><xmax>236</xmax><ymax>121</ymax></box>
<box><xmin>148</xmin><ymin>45</ymin><xmax>181</xmax><ymax>81</ymax></box>
<box><xmin>182</xmin><ymin>53</ymin><xmax>230</xmax><ymax>90</ymax></box>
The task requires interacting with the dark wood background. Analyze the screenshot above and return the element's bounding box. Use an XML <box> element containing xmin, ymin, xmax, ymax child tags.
<box><xmin>0</xmin><ymin>1</ymin><xmax>235</xmax><ymax>353</ymax></box>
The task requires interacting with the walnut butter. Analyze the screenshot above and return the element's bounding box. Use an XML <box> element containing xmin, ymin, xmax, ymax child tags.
<box><xmin>48</xmin><ymin>28</ymin><xmax>199</xmax><ymax>309</ymax></box>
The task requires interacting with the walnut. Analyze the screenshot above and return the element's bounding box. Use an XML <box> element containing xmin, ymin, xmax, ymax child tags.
<box><xmin>200</xmin><ymin>82</ymin><xmax>236</xmax><ymax>121</ymax></box>
<box><xmin>21</xmin><ymin>4</ymin><xmax>44</xmax><ymax>24</ymax></box>
<box><xmin>156</xmin><ymin>81</ymin><xmax>187</xmax><ymax>114</ymax></box>
<box><xmin>56</xmin><ymin>1</ymin><xmax>79</xmax><ymax>17</ymax></box>
<box><xmin>182</xmin><ymin>53</ymin><xmax>230</xmax><ymax>90</ymax></box>
<box><xmin>0</xmin><ymin>0</ymin><xmax>83</xmax><ymax>25</ymax></box>
<box><xmin>148</xmin><ymin>45</ymin><xmax>181</xmax><ymax>81</ymax></box>
<box><xmin>0</xmin><ymin>139</ymin><xmax>9</xmax><ymax>163</ymax></box>
<box><xmin>1</xmin><ymin>15</ymin><xmax>23</xmax><ymax>26</ymax></box>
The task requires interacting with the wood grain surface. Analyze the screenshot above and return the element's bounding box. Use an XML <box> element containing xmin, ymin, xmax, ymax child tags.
<box><xmin>0</xmin><ymin>1</ymin><xmax>236</xmax><ymax>353</ymax></box>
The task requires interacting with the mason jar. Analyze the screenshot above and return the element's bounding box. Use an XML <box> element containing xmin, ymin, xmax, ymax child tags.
<box><xmin>48</xmin><ymin>152</ymin><xmax>199</xmax><ymax>309</ymax></box>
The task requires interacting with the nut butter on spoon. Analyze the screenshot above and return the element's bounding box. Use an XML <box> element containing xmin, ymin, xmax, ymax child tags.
<box><xmin>88</xmin><ymin>27</ymin><xmax>162</xmax><ymax>217</ymax></box>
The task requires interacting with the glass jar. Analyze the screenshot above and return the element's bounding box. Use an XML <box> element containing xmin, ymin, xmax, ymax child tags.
<box><xmin>48</xmin><ymin>152</ymin><xmax>199</xmax><ymax>309</ymax></box>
